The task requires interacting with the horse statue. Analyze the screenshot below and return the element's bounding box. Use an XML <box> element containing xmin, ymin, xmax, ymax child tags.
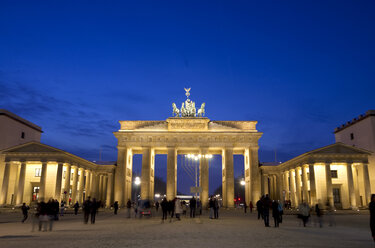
<box><xmin>181</xmin><ymin>103</ymin><xmax>187</xmax><ymax>117</ymax></box>
<box><xmin>172</xmin><ymin>103</ymin><xmax>180</xmax><ymax>117</ymax></box>
<box><xmin>197</xmin><ymin>103</ymin><xmax>205</xmax><ymax>117</ymax></box>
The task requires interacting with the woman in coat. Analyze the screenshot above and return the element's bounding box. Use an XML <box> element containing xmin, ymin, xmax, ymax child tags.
<box><xmin>174</xmin><ymin>198</ymin><xmax>183</xmax><ymax>220</ymax></box>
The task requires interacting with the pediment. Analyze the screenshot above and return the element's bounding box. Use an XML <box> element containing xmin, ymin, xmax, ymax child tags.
<box><xmin>2</xmin><ymin>142</ymin><xmax>61</xmax><ymax>153</ymax></box>
<box><xmin>309</xmin><ymin>143</ymin><xmax>371</xmax><ymax>155</ymax></box>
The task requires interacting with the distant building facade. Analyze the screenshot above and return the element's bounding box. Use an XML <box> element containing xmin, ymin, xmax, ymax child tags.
<box><xmin>334</xmin><ymin>110</ymin><xmax>375</xmax><ymax>193</ymax></box>
<box><xmin>0</xmin><ymin>109</ymin><xmax>42</xmax><ymax>150</ymax></box>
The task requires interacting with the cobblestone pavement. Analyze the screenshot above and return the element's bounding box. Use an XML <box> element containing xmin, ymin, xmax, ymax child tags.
<box><xmin>0</xmin><ymin>209</ymin><xmax>372</xmax><ymax>248</ymax></box>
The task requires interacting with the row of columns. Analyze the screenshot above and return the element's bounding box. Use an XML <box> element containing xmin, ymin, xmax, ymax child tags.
<box><xmin>0</xmin><ymin>161</ymin><xmax>114</xmax><ymax>206</ymax></box>
<box><xmin>114</xmin><ymin>146</ymin><xmax>261</xmax><ymax>209</ymax></box>
<box><xmin>264</xmin><ymin>162</ymin><xmax>371</xmax><ymax>208</ymax></box>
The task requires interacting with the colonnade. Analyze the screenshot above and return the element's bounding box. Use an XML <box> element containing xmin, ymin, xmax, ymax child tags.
<box><xmin>262</xmin><ymin>162</ymin><xmax>371</xmax><ymax>209</ymax></box>
<box><xmin>114</xmin><ymin>146</ymin><xmax>261</xmax><ymax>208</ymax></box>
<box><xmin>0</xmin><ymin>161</ymin><xmax>114</xmax><ymax>206</ymax></box>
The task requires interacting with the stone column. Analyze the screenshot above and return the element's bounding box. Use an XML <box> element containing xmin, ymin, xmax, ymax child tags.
<box><xmin>295</xmin><ymin>167</ymin><xmax>302</xmax><ymax>205</ymax></box>
<box><xmin>250</xmin><ymin>147</ymin><xmax>261</xmax><ymax>204</ymax></box>
<box><xmin>309</xmin><ymin>163</ymin><xmax>317</xmax><ymax>205</ymax></box>
<box><xmin>223</xmin><ymin>147</ymin><xmax>234</xmax><ymax>208</ymax></box>
<box><xmin>272</xmin><ymin>175</ymin><xmax>277</xmax><ymax>199</ymax></box>
<box><xmin>141</xmin><ymin>147</ymin><xmax>152</xmax><ymax>201</ymax></box>
<box><xmin>39</xmin><ymin>162</ymin><xmax>48</xmax><ymax>200</ymax></box>
<box><xmin>106</xmin><ymin>173</ymin><xmax>113</xmax><ymax>207</ymax></box>
<box><xmin>352</xmin><ymin>164</ymin><xmax>361</xmax><ymax>207</ymax></box>
<box><xmin>263</xmin><ymin>175</ymin><xmax>269</xmax><ymax>196</ymax></box>
<box><xmin>244</xmin><ymin>149</ymin><xmax>251</xmax><ymax>205</ymax></box>
<box><xmin>284</xmin><ymin>171</ymin><xmax>289</xmax><ymax>201</ymax></box>
<box><xmin>0</xmin><ymin>162</ymin><xmax>11</xmax><ymax>205</ymax></box>
<box><xmin>98</xmin><ymin>174</ymin><xmax>103</xmax><ymax>202</ymax></box>
<box><xmin>91</xmin><ymin>172</ymin><xmax>98</xmax><ymax>199</ymax></box>
<box><xmin>325</xmin><ymin>163</ymin><xmax>334</xmax><ymax>207</ymax></box>
<box><xmin>276</xmin><ymin>173</ymin><xmax>283</xmax><ymax>201</ymax></box>
<box><xmin>200</xmin><ymin>148</ymin><xmax>209</xmax><ymax>208</ymax></box>
<box><xmin>289</xmin><ymin>170</ymin><xmax>296</xmax><ymax>207</ymax></box>
<box><xmin>346</xmin><ymin>163</ymin><xmax>356</xmax><ymax>208</ymax></box>
<box><xmin>114</xmin><ymin>147</ymin><xmax>126</xmax><ymax>206</ymax></box>
<box><xmin>167</xmin><ymin>147</ymin><xmax>177</xmax><ymax>201</ymax></box>
<box><xmin>15</xmin><ymin>162</ymin><xmax>27</xmax><ymax>205</ymax></box>
<box><xmin>302</xmin><ymin>165</ymin><xmax>309</xmax><ymax>203</ymax></box>
<box><xmin>78</xmin><ymin>168</ymin><xmax>85</xmax><ymax>204</ymax></box>
<box><xmin>124</xmin><ymin>148</ymin><xmax>133</xmax><ymax>205</ymax></box>
<box><xmin>71</xmin><ymin>166</ymin><xmax>79</xmax><ymax>204</ymax></box>
<box><xmin>64</xmin><ymin>164</ymin><xmax>71</xmax><ymax>203</ymax></box>
<box><xmin>85</xmin><ymin>170</ymin><xmax>91</xmax><ymax>198</ymax></box>
<box><xmin>362</xmin><ymin>163</ymin><xmax>371</xmax><ymax>205</ymax></box>
<box><xmin>54</xmin><ymin>163</ymin><xmax>63</xmax><ymax>201</ymax></box>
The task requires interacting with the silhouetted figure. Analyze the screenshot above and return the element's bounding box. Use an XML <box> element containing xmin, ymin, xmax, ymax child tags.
<box><xmin>214</xmin><ymin>197</ymin><xmax>219</xmax><ymax>219</ymax></box>
<box><xmin>74</xmin><ymin>201</ymin><xmax>79</xmax><ymax>215</ymax></box>
<box><xmin>21</xmin><ymin>203</ymin><xmax>30</xmax><ymax>223</ymax></box>
<box><xmin>175</xmin><ymin>198</ymin><xmax>182</xmax><ymax>220</ymax></box>
<box><xmin>262</xmin><ymin>195</ymin><xmax>271</xmax><ymax>227</ymax></box>
<box><xmin>370</xmin><ymin>194</ymin><xmax>375</xmax><ymax>242</ymax></box>
<box><xmin>114</xmin><ymin>201</ymin><xmax>119</xmax><ymax>215</ymax></box>
<box><xmin>53</xmin><ymin>199</ymin><xmax>59</xmax><ymax>220</ymax></box>
<box><xmin>37</xmin><ymin>200</ymin><xmax>48</xmax><ymax>231</ymax></box>
<box><xmin>256</xmin><ymin>198</ymin><xmax>263</xmax><ymax>219</ymax></box>
<box><xmin>209</xmin><ymin>196</ymin><xmax>214</xmax><ymax>219</ymax></box>
<box><xmin>91</xmin><ymin>198</ymin><xmax>97</xmax><ymax>224</ymax></box>
<box><xmin>83</xmin><ymin>197</ymin><xmax>92</xmax><ymax>224</ymax></box>
<box><xmin>169</xmin><ymin>200</ymin><xmax>175</xmax><ymax>221</ymax></box>
<box><xmin>299</xmin><ymin>202</ymin><xmax>310</xmax><ymax>227</ymax></box>
<box><xmin>126</xmin><ymin>199</ymin><xmax>132</xmax><ymax>218</ymax></box>
<box><xmin>60</xmin><ymin>201</ymin><xmax>65</xmax><ymax>216</ymax></box>
<box><xmin>272</xmin><ymin>200</ymin><xmax>280</xmax><ymax>227</ymax></box>
<box><xmin>244</xmin><ymin>202</ymin><xmax>247</xmax><ymax>214</ymax></box>
<box><xmin>315</xmin><ymin>203</ymin><xmax>323</xmax><ymax>227</ymax></box>
<box><xmin>161</xmin><ymin>198</ymin><xmax>168</xmax><ymax>221</ymax></box>
<box><xmin>189</xmin><ymin>197</ymin><xmax>196</xmax><ymax>218</ymax></box>
<box><xmin>155</xmin><ymin>201</ymin><xmax>159</xmax><ymax>212</ymax></box>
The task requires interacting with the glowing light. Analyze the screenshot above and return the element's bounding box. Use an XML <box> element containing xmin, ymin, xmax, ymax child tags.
<box><xmin>134</xmin><ymin>176</ymin><xmax>141</xmax><ymax>185</ymax></box>
<box><xmin>155</xmin><ymin>193</ymin><xmax>160</xmax><ymax>198</ymax></box>
<box><xmin>240</xmin><ymin>180</ymin><xmax>245</xmax><ymax>186</ymax></box>
<box><xmin>194</xmin><ymin>157</ymin><xmax>198</xmax><ymax>161</ymax></box>
<box><xmin>198</xmin><ymin>154</ymin><xmax>202</xmax><ymax>158</ymax></box>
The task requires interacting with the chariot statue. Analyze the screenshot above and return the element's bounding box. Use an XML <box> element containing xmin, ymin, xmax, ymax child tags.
<box><xmin>172</xmin><ymin>88</ymin><xmax>205</xmax><ymax>118</ymax></box>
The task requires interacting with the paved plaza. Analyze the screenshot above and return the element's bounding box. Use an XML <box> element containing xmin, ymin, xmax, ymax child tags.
<box><xmin>0</xmin><ymin>209</ymin><xmax>372</xmax><ymax>248</ymax></box>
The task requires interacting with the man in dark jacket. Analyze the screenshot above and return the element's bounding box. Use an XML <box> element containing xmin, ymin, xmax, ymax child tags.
<box><xmin>256</xmin><ymin>198</ymin><xmax>263</xmax><ymax>220</ymax></box>
<box><xmin>21</xmin><ymin>203</ymin><xmax>30</xmax><ymax>223</ymax></box>
<box><xmin>189</xmin><ymin>197</ymin><xmax>196</xmax><ymax>218</ymax></box>
<box><xmin>83</xmin><ymin>197</ymin><xmax>92</xmax><ymax>224</ymax></box>
<box><xmin>114</xmin><ymin>201</ymin><xmax>119</xmax><ymax>215</ymax></box>
<box><xmin>161</xmin><ymin>197</ymin><xmax>168</xmax><ymax>222</ymax></box>
<box><xmin>271</xmin><ymin>200</ymin><xmax>280</xmax><ymax>227</ymax></box>
<box><xmin>262</xmin><ymin>194</ymin><xmax>271</xmax><ymax>227</ymax></box>
<box><xmin>370</xmin><ymin>194</ymin><xmax>375</xmax><ymax>242</ymax></box>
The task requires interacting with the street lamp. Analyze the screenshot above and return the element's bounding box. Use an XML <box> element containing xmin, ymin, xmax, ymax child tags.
<box><xmin>134</xmin><ymin>176</ymin><xmax>141</xmax><ymax>185</ymax></box>
<box><xmin>240</xmin><ymin>179</ymin><xmax>245</xmax><ymax>186</ymax></box>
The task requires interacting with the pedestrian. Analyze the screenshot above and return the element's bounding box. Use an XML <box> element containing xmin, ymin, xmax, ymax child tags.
<box><xmin>126</xmin><ymin>199</ymin><xmax>132</xmax><ymax>218</ymax></box>
<box><xmin>189</xmin><ymin>197</ymin><xmax>196</xmax><ymax>218</ymax></box>
<box><xmin>298</xmin><ymin>202</ymin><xmax>310</xmax><ymax>227</ymax></box>
<box><xmin>161</xmin><ymin>197</ymin><xmax>168</xmax><ymax>222</ymax></box>
<box><xmin>370</xmin><ymin>194</ymin><xmax>375</xmax><ymax>242</ymax></box>
<box><xmin>60</xmin><ymin>201</ymin><xmax>65</xmax><ymax>216</ymax></box>
<box><xmin>114</xmin><ymin>201</ymin><xmax>119</xmax><ymax>215</ymax></box>
<box><xmin>262</xmin><ymin>195</ymin><xmax>271</xmax><ymax>227</ymax></box>
<box><xmin>91</xmin><ymin>198</ymin><xmax>97</xmax><ymax>224</ymax></box>
<box><xmin>249</xmin><ymin>201</ymin><xmax>254</xmax><ymax>213</ymax></box>
<box><xmin>272</xmin><ymin>200</ymin><xmax>280</xmax><ymax>227</ymax></box>
<box><xmin>37</xmin><ymin>200</ymin><xmax>48</xmax><ymax>231</ymax></box>
<box><xmin>53</xmin><ymin>199</ymin><xmax>59</xmax><ymax>220</ymax></box>
<box><xmin>175</xmin><ymin>198</ymin><xmax>182</xmax><ymax>220</ymax></box>
<box><xmin>214</xmin><ymin>197</ymin><xmax>219</xmax><ymax>219</ymax></box>
<box><xmin>315</xmin><ymin>203</ymin><xmax>323</xmax><ymax>227</ymax></box>
<box><xmin>209</xmin><ymin>196</ymin><xmax>214</xmax><ymax>219</ymax></box>
<box><xmin>74</xmin><ymin>201</ymin><xmax>79</xmax><ymax>215</ymax></box>
<box><xmin>155</xmin><ymin>201</ymin><xmax>159</xmax><ymax>212</ymax></box>
<box><xmin>278</xmin><ymin>200</ymin><xmax>283</xmax><ymax>224</ymax></box>
<box><xmin>197</xmin><ymin>199</ymin><xmax>202</xmax><ymax>215</ymax></box>
<box><xmin>169</xmin><ymin>200</ymin><xmax>175</xmax><ymax>221</ymax></box>
<box><xmin>244</xmin><ymin>201</ymin><xmax>247</xmax><ymax>214</ymax></box>
<box><xmin>256</xmin><ymin>198</ymin><xmax>263</xmax><ymax>220</ymax></box>
<box><xmin>83</xmin><ymin>197</ymin><xmax>91</xmax><ymax>224</ymax></box>
<box><xmin>21</xmin><ymin>203</ymin><xmax>30</xmax><ymax>223</ymax></box>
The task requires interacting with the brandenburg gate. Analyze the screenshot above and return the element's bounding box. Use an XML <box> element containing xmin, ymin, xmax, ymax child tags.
<box><xmin>114</xmin><ymin>89</ymin><xmax>262</xmax><ymax>208</ymax></box>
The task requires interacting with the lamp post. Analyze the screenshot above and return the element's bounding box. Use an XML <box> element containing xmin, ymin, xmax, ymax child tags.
<box><xmin>134</xmin><ymin>176</ymin><xmax>141</xmax><ymax>203</ymax></box>
<box><xmin>186</xmin><ymin>154</ymin><xmax>213</xmax><ymax>200</ymax></box>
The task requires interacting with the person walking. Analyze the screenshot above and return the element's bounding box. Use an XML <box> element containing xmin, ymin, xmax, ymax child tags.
<box><xmin>244</xmin><ymin>202</ymin><xmax>247</xmax><ymax>214</ymax></box>
<box><xmin>114</xmin><ymin>201</ymin><xmax>119</xmax><ymax>215</ymax></box>
<box><xmin>91</xmin><ymin>198</ymin><xmax>97</xmax><ymax>224</ymax></box>
<box><xmin>262</xmin><ymin>195</ymin><xmax>271</xmax><ymax>227</ymax></box>
<box><xmin>370</xmin><ymin>194</ymin><xmax>375</xmax><ymax>242</ymax></box>
<box><xmin>272</xmin><ymin>200</ymin><xmax>280</xmax><ymax>227</ymax></box>
<box><xmin>278</xmin><ymin>200</ymin><xmax>283</xmax><ymax>224</ymax></box>
<box><xmin>299</xmin><ymin>202</ymin><xmax>310</xmax><ymax>227</ymax></box>
<box><xmin>209</xmin><ymin>196</ymin><xmax>215</xmax><ymax>219</ymax></box>
<box><xmin>155</xmin><ymin>201</ymin><xmax>160</xmax><ymax>212</ymax></box>
<box><xmin>161</xmin><ymin>197</ymin><xmax>168</xmax><ymax>222</ymax></box>
<box><xmin>256</xmin><ymin>198</ymin><xmax>263</xmax><ymax>219</ymax></box>
<box><xmin>189</xmin><ymin>197</ymin><xmax>196</xmax><ymax>218</ymax></box>
<box><xmin>60</xmin><ymin>201</ymin><xmax>65</xmax><ymax>216</ymax></box>
<box><xmin>21</xmin><ymin>203</ymin><xmax>30</xmax><ymax>223</ymax></box>
<box><xmin>83</xmin><ymin>197</ymin><xmax>91</xmax><ymax>224</ymax></box>
<box><xmin>126</xmin><ymin>199</ymin><xmax>132</xmax><ymax>218</ymax></box>
<box><xmin>175</xmin><ymin>198</ymin><xmax>182</xmax><ymax>220</ymax></box>
<box><xmin>214</xmin><ymin>197</ymin><xmax>219</xmax><ymax>219</ymax></box>
<box><xmin>315</xmin><ymin>203</ymin><xmax>323</xmax><ymax>227</ymax></box>
<box><xmin>169</xmin><ymin>200</ymin><xmax>175</xmax><ymax>221</ymax></box>
<box><xmin>74</xmin><ymin>201</ymin><xmax>79</xmax><ymax>215</ymax></box>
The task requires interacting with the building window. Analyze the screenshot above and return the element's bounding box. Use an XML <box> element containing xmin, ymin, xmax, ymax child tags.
<box><xmin>350</xmin><ymin>133</ymin><xmax>354</xmax><ymax>140</ymax></box>
<box><xmin>35</xmin><ymin>168</ymin><xmax>42</xmax><ymax>177</ymax></box>
<box><xmin>21</xmin><ymin>132</ymin><xmax>25</xmax><ymax>139</ymax></box>
<box><xmin>331</xmin><ymin>170</ymin><xmax>338</xmax><ymax>178</ymax></box>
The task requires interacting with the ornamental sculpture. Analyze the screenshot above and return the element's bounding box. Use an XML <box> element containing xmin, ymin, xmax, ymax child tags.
<box><xmin>172</xmin><ymin>88</ymin><xmax>205</xmax><ymax>117</ymax></box>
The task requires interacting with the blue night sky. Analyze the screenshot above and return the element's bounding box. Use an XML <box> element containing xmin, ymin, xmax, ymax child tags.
<box><xmin>1</xmin><ymin>1</ymin><xmax>374</xmax><ymax>194</ymax></box>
